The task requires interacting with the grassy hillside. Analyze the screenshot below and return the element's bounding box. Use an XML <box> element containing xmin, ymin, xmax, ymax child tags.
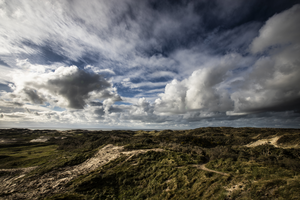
<box><xmin>0</xmin><ymin>127</ymin><xmax>299</xmax><ymax>199</ymax></box>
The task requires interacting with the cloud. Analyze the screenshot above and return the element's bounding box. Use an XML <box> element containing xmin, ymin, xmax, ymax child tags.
<box><xmin>0</xmin><ymin>64</ymin><xmax>12</xmax><ymax>84</ymax></box>
<box><xmin>23</xmin><ymin>88</ymin><xmax>44</xmax><ymax>104</ymax></box>
<box><xmin>88</xmin><ymin>101</ymin><xmax>103</xmax><ymax>107</ymax></box>
<box><xmin>0</xmin><ymin>100</ymin><xmax>23</xmax><ymax>108</ymax></box>
<box><xmin>4</xmin><ymin>61</ymin><xmax>120</xmax><ymax>109</ymax></box>
<box><xmin>251</xmin><ymin>4</ymin><xmax>300</xmax><ymax>53</ymax></box>
<box><xmin>154</xmin><ymin>54</ymin><xmax>243</xmax><ymax>114</ymax></box>
<box><xmin>0</xmin><ymin>0</ymin><xmax>196</xmax><ymax>62</ymax></box>
<box><xmin>0</xmin><ymin>0</ymin><xmax>263</xmax><ymax>96</ymax></box>
<box><xmin>0</xmin><ymin>1</ymin><xmax>300</xmax><ymax>128</ymax></box>
<box><xmin>84</xmin><ymin>65</ymin><xmax>115</xmax><ymax>75</ymax></box>
<box><xmin>202</xmin><ymin>22</ymin><xmax>261</xmax><ymax>54</ymax></box>
<box><xmin>42</xmin><ymin>66</ymin><xmax>111</xmax><ymax>109</ymax></box>
<box><xmin>147</xmin><ymin>71</ymin><xmax>177</xmax><ymax>79</ymax></box>
<box><xmin>232</xmin><ymin>5</ymin><xmax>300</xmax><ymax>113</ymax></box>
<box><xmin>153</xmin><ymin>4</ymin><xmax>300</xmax><ymax>121</ymax></box>
<box><xmin>121</xmin><ymin>80</ymin><xmax>169</xmax><ymax>89</ymax></box>
<box><xmin>0</xmin><ymin>0</ymin><xmax>138</xmax><ymax>66</ymax></box>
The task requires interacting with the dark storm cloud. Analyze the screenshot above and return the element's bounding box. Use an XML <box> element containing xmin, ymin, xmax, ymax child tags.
<box><xmin>44</xmin><ymin>68</ymin><xmax>110</xmax><ymax>109</ymax></box>
<box><xmin>190</xmin><ymin>112</ymin><xmax>300</xmax><ymax>128</ymax></box>
<box><xmin>47</xmin><ymin>72</ymin><xmax>109</xmax><ymax>109</ymax></box>
<box><xmin>237</xmin><ymin>97</ymin><xmax>300</xmax><ymax>114</ymax></box>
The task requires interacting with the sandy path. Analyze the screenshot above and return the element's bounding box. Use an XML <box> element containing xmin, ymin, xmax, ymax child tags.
<box><xmin>192</xmin><ymin>164</ymin><xmax>230</xmax><ymax>176</ymax></box>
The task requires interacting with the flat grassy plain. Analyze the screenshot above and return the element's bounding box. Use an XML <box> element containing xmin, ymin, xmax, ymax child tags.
<box><xmin>0</xmin><ymin>127</ymin><xmax>300</xmax><ymax>199</ymax></box>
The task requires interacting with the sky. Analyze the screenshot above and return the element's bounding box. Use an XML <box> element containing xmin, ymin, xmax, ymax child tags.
<box><xmin>0</xmin><ymin>0</ymin><xmax>300</xmax><ymax>129</ymax></box>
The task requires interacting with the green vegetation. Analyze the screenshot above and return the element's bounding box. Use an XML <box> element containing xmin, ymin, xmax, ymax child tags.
<box><xmin>0</xmin><ymin>127</ymin><xmax>299</xmax><ymax>199</ymax></box>
<box><xmin>0</xmin><ymin>143</ymin><xmax>57</xmax><ymax>169</ymax></box>
<box><xmin>64</xmin><ymin>151</ymin><xmax>229</xmax><ymax>200</ymax></box>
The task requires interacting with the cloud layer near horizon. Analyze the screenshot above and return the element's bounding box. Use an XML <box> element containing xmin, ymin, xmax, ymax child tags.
<box><xmin>0</xmin><ymin>0</ymin><xmax>300</xmax><ymax>129</ymax></box>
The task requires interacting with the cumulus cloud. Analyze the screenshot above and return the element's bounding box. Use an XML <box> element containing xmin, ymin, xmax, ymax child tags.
<box><xmin>3</xmin><ymin>61</ymin><xmax>120</xmax><ymax>109</ymax></box>
<box><xmin>251</xmin><ymin>4</ymin><xmax>300</xmax><ymax>53</ymax></box>
<box><xmin>131</xmin><ymin>98</ymin><xmax>153</xmax><ymax>116</ymax></box>
<box><xmin>232</xmin><ymin>5</ymin><xmax>300</xmax><ymax>113</ymax></box>
<box><xmin>154</xmin><ymin>54</ymin><xmax>243</xmax><ymax>114</ymax></box>
<box><xmin>40</xmin><ymin>66</ymin><xmax>111</xmax><ymax>109</ymax></box>
<box><xmin>154</xmin><ymin>4</ymin><xmax>300</xmax><ymax>120</ymax></box>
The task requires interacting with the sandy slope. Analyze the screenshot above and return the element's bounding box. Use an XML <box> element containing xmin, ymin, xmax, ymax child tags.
<box><xmin>0</xmin><ymin>144</ymin><xmax>163</xmax><ymax>200</ymax></box>
<box><xmin>244</xmin><ymin>135</ymin><xmax>300</xmax><ymax>149</ymax></box>
<box><xmin>244</xmin><ymin>136</ymin><xmax>281</xmax><ymax>148</ymax></box>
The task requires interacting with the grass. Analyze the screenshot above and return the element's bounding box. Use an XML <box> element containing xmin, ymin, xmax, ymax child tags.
<box><xmin>66</xmin><ymin>151</ymin><xmax>229</xmax><ymax>200</ymax></box>
<box><xmin>206</xmin><ymin>156</ymin><xmax>299</xmax><ymax>199</ymax></box>
<box><xmin>0</xmin><ymin>141</ymin><xmax>99</xmax><ymax>176</ymax></box>
<box><xmin>0</xmin><ymin>143</ymin><xmax>58</xmax><ymax>169</ymax></box>
<box><xmin>0</xmin><ymin>127</ymin><xmax>300</xmax><ymax>199</ymax></box>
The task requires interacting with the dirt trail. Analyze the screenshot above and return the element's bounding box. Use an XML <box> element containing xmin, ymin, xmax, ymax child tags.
<box><xmin>192</xmin><ymin>164</ymin><xmax>230</xmax><ymax>176</ymax></box>
<box><xmin>0</xmin><ymin>144</ymin><xmax>163</xmax><ymax>200</ymax></box>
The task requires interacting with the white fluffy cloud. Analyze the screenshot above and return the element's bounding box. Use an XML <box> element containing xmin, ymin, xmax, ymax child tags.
<box><xmin>154</xmin><ymin>54</ymin><xmax>243</xmax><ymax>114</ymax></box>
